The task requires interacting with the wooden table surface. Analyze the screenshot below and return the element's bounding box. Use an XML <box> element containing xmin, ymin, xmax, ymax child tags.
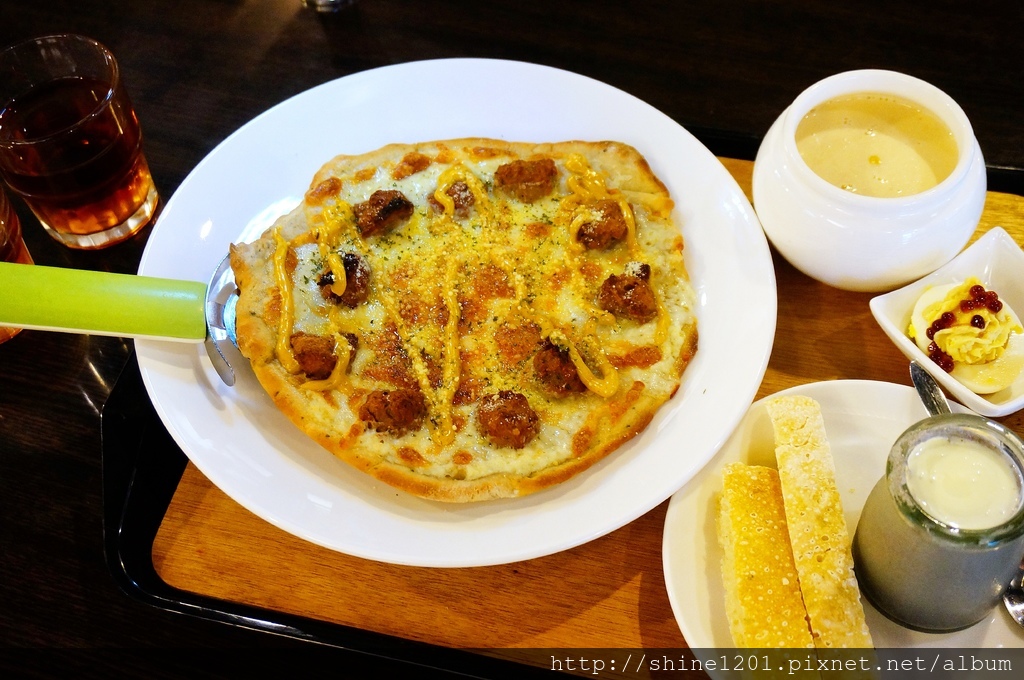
<box><xmin>1</xmin><ymin>0</ymin><xmax>1023</xmax><ymax>675</ymax></box>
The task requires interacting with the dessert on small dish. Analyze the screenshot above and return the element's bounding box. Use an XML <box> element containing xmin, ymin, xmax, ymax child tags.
<box><xmin>870</xmin><ymin>227</ymin><xmax>1024</xmax><ymax>417</ymax></box>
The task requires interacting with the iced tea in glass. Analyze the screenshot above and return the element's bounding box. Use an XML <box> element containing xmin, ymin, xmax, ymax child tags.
<box><xmin>0</xmin><ymin>184</ymin><xmax>32</xmax><ymax>343</ymax></box>
<box><xmin>0</xmin><ymin>34</ymin><xmax>158</xmax><ymax>249</ymax></box>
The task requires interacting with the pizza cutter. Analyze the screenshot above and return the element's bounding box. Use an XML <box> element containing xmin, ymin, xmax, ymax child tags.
<box><xmin>0</xmin><ymin>257</ymin><xmax>240</xmax><ymax>386</ymax></box>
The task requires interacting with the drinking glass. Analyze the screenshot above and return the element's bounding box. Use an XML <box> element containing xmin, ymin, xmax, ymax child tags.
<box><xmin>0</xmin><ymin>184</ymin><xmax>32</xmax><ymax>343</ymax></box>
<box><xmin>0</xmin><ymin>34</ymin><xmax>158</xmax><ymax>249</ymax></box>
<box><xmin>302</xmin><ymin>0</ymin><xmax>357</xmax><ymax>12</ymax></box>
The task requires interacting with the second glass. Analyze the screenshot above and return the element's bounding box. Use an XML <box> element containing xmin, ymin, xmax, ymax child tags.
<box><xmin>0</xmin><ymin>34</ymin><xmax>158</xmax><ymax>249</ymax></box>
<box><xmin>302</xmin><ymin>0</ymin><xmax>357</xmax><ymax>11</ymax></box>
<box><xmin>0</xmin><ymin>184</ymin><xmax>33</xmax><ymax>344</ymax></box>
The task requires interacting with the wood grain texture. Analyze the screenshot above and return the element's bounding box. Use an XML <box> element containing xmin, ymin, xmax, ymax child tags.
<box><xmin>151</xmin><ymin>159</ymin><xmax>1024</xmax><ymax>654</ymax></box>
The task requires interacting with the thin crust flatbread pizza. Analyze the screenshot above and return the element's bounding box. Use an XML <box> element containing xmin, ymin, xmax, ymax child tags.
<box><xmin>229</xmin><ymin>138</ymin><xmax>698</xmax><ymax>502</ymax></box>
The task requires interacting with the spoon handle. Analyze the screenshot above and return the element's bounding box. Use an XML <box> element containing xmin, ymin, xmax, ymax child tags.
<box><xmin>0</xmin><ymin>261</ymin><xmax>207</xmax><ymax>341</ymax></box>
<box><xmin>910</xmin><ymin>361</ymin><xmax>953</xmax><ymax>417</ymax></box>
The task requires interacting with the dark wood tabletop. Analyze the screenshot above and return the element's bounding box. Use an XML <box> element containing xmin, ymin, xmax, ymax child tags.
<box><xmin>2</xmin><ymin>0</ymin><xmax>1022</xmax><ymax>674</ymax></box>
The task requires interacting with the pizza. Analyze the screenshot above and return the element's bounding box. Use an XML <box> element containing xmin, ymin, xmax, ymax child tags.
<box><xmin>229</xmin><ymin>138</ymin><xmax>698</xmax><ymax>502</ymax></box>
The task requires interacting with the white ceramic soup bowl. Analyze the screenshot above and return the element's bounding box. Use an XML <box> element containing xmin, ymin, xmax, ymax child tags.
<box><xmin>752</xmin><ymin>69</ymin><xmax>986</xmax><ymax>292</ymax></box>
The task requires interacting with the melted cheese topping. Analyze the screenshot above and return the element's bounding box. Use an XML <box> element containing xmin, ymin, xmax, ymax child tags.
<box><xmin>258</xmin><ymin>142</ymin><xmax>697</xmax><ymax>480</ymax></box>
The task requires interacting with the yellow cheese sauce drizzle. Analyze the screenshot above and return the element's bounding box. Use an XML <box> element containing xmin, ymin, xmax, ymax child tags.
<box><xmin>424</xmin><ymin>163</ymin><xmax>503</xmax><ymax>448</ymax></box>
<box><xmin>271</xmin><ymin>197</ymin><xmax>363</xmax><ymax>389</ymax></box>
<box><xmin>274</xmin><ymin>152</ymin><xmax>670</xmax><ymax>454</ymax></box>
<box><xmin>317</xmin><ymin>193</ymin><xmax>463</xmax><ymax>428</ymax></box>
<box><xmin>388</xmin><ymin>176</ymin><xmax>471</xmax><ymax>451</ymax></box>
<box><xmin>375</xmin><ymin>289</ymin><xmax>438</xmax><ymax>406</ymax></box>
<box><xmin>487</xmin><ymin>203</ymin><xmax>618</xmax><ymax>399</ymax></box>
<box><xmin>433</xmin><ymin>163</ymin><xmax>492</xmax><ymax>223</ymax></box>
<box><xmin>566</xmin><ymin>209</ymin><xmax>594</xmax><ymax>258</ymax></box>
<box><xmin>299</xmin><ymin>333</ymin><xmax>352</xmax><ymax>392</ymax></box>
<box><xmin>549</xmin><ymin>329</ymin><xmax>619</xmax><ymax>398</ymax></box>
<box><xmin>513</xmin><ymin>296</ymin><xmax>619</xmax><ymax>399</ymax></box>
<box><xmin>652</xmin><ymin>281</ymin><xmax>670</xmax><ymax>345</ymax></box>
<box><xmin>315</xmin><ymin>198</ymin><xmax>441</xmax><ymax>412</ymax></box>
<box><xmin>564</xmin><ymin>153</ymin><xmax>640</xmax><ymax>258</ymax></box>
<box><xmin>272</xmin><ymin>227</ymin><xmax>302</xmax><ymax>374</ymax></box>
<box><xmin>564</xmin><ymin>153</ymin><xmax>669</xmax><ymax>346</ymax></box>
<box><xmin>333</xmin><ymin>173</ymin><xmax>466</xmax><ymax>451</ymax></box>
<box><xmin>433</xmin><ymin>255</ymin><xmax>463</xmax><ymax>449</ymax></box>
<box><xmin>314</xmin><ymin>203</ymin><xmax>354</xmax><ymax>306</ymax></box>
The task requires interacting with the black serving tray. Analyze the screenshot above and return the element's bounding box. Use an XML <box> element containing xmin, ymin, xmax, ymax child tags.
<box><xmin>99</xmin><ymin>351</ymin><xmax>551</xmax><ymax>677</ymax></box>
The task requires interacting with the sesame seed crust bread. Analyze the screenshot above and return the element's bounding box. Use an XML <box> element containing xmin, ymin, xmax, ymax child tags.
<box><xmin>229</xmin><ymin>138</ymin><xmax>698</xmax><ymax>502</ymax></box>
<box><xmin>766</xmin><ymin>395</ymin><xmax>875</xmax><ymax>649</ymax></box>
<box><xmin>718</xmin><ymin>396</ymin><xmax>875</xmax><ymax>654</ymax></box>
<box><xmin>719</xmin><ymin>463</ymin><xmax>815</xmax><ymax>648</ymax></box>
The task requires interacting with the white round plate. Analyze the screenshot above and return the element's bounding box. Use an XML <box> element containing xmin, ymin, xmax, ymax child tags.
<box><xmin>136</xmin><ymin>58</ymin><xmax>776</xmax><ymax>567</ymax></box>
<box><xmin>663</xmin><ymin>380</ymin><xmax>1024</xmax><ymax>649</ymax></box>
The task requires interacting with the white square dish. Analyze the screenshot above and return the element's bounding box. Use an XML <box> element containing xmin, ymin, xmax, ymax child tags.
<box><xmin>869</xmin><ymin>227</ymin><xmax>1024</xmax><ymax>417</ymax></box>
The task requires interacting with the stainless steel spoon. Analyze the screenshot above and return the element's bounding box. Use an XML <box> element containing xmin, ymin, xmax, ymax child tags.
<box><xmin>1004</xmin><ymin>557</ymin><xmax>1024</xmax><ymax>627</ymax></box>
<box><xmin>910</xmin><ymin>359</ymin><xmax>953</xmax><ymax>417</ymax></box>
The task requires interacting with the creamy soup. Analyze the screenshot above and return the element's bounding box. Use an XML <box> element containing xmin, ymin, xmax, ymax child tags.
<box><xmin>795</xmin><ymin>92</ymin><xmax>959</xmax><ymax>198</ymax></box>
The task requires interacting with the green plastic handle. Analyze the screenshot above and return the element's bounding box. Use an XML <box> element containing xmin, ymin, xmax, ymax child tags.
<box><xmin>0</xmin><ymin>261</ymin><xmax>207</xmax><ymax>341</ymax></box>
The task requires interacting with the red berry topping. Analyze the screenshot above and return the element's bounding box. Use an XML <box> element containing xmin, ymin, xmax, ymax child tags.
<box><xmin>927</xmin><ymin>345</ymin><xmax>955</xmax><ymax>373</ymax></box>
